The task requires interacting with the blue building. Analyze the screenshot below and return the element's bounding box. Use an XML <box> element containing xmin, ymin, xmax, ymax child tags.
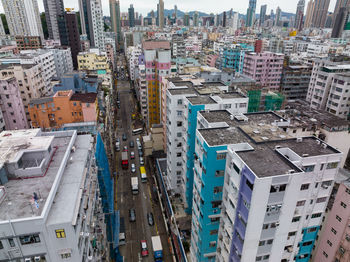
<box><xmin>53</xmin><ymin>72</ymin><xmax>100</xmax><ymax>93</ymax></box>
<box><xmin>221</xmin><ymin>44</ymin><xmax>254</xmax><ymax>73</ymax></box>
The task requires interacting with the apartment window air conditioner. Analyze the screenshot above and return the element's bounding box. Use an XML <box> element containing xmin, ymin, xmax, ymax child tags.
<box><xmin>276</xmin><ymin>222</ymin><xmax>280</xmax><ymax>226</ymax></box>
<box><xmin>80</xmin><ymin>232</ymin><xmax>84</xmax><ymax>237</ymax></box>
<box><xmin>85</xmin><ymin>232</ymin><xmax>90</xmax><ymax>237</ymax></box>
<box><xmin>24</xmin><ymin>259</ymin><xmax>31</xmax><ymax>262</ymax></box>
<box><xmin>34</xmin><ymin>257</ymin><xmax>41</xmax><ymax>262</ymax></box>
<box><xmin>82</xmin><ymin>214</ymin><xmax>87</xmax><ymax>220</ymax></box>
<box><xmin>88</xmin><ymin>256</ymin><xmax>93</xmax><ymax>261</ymax></box>
<box><xmin>321</xmin><ymin>184</ymin><xmax>328</xmax><ymax>189</ymax></box>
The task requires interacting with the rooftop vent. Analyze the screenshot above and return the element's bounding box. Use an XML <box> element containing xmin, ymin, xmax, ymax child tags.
<box><xmin>316</xmin><ymin>140</ymin><xmax>321</xmax><ymax>145</ymax></box>
<box><xmin>253</xmin><ymin>130</ymin><xmax>260</xmax><ymax>134</ymax></box>
<box><xmin>297</xmin><ymin>137</ymin><xmax>303</xmax><ymax>142</ymax></box>
<box><xmin>279</xmin><ymin>135</ymin><xmax>286</xmax><ymax>138</ymax></box>
<box><xmin>261</xmin><ymin>136</ymin><xmax>269</xmax><ymax>141</ymax></box>
<box><xmin>302</xmin><ymin>154</ymin><xmax>309</xmax><ymax>157</ymax></box>
<box><xmin>275</xmin><ymin>145</ymin><xmax>281</xmax><ymax>149</ymax></box>
<box><xmin>322</xmin><ymin>143</ymin><xmax>327</xmax><ymax>149</ymax></box>
<box><xmin>288</xmin><ymin>169</ymin><xmax>295</xmax><ymax>174</ymax></box>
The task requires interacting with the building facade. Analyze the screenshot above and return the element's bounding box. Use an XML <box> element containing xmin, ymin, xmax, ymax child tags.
<box><xmin>65</xmin><ymin>11</ymin><xmax>81</xmax><ymax>69</ymax></box>
<box><xmin>43</xmin><ymin>0</ymin><xmax>65</xmax><ymax>41</ymax></box>
<box><xmin>243</xmin><ymin>52</ymin><xmax>284</xmax><ymax>91</ymax></box>
<box><xmin>221</xmin><ymin>44</ymin><xmax>254</xmax><ymax>74</ymax></box>
<box><xmin>77</xmin><ymin>52</ymin><xmax>111</xmax><ymax>75</ymax></box>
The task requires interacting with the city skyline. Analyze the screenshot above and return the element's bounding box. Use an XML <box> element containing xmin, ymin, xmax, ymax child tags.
<box><xmin>0</xmin><ymin>0</ymin><xmax>338</xmax><ymax>17</ymax></box>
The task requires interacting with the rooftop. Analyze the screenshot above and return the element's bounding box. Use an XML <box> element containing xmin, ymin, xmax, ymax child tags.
<box><xmin>70</xmin><ymin>93</ymin><xmax>97</xmax><ymax>103</ymax></box>
<box><xmin>0</xmin><ymin>130</ymin><xmax>78</xmax><ymax>221</ymax></box>
<box><xmin>187</xmin><ymin>96</ymin><xmax>216</xmax><ymax>105</ymax></box>
<box><xmin>142</xmin><ymin>40</ymin><xmax>170</xmax><ymax>50</ymax></box>
<box><xmin>197</xmin><ymin>110</ymin><xmax>340</xmax><ymax>178</ymax></box>
<box><xmin>29</xmin><ymin>97</ymin><xmax>54</xmax><ymax>105</ymax></box>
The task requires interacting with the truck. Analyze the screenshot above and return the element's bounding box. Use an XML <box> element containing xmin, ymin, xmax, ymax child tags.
<box><xmin>151</xmin><ymin>236</ymin><xmax>163</xmax><ymax>261</ymax></box>
<box><xmin>131</xmin><ymin>177</ymin><xmax>138</xmax><ymax>194</ymax></box>
<box><xmin>118</xmin><ymin>217</ymin><xmax>126</xmax><ymax>246</ymax></box>
<box><xmin>140</xmin><ymin>166</ymin><xmax>147</xmax><ymax>183</ymax></box>
<box><xmin>121</xmin><ymin>152</ymin><xmax>128</xmax><ymax>169</ymax></box>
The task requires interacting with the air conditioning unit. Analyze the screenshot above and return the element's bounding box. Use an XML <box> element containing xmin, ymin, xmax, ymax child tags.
<box><xmin>321</xmin><ymin>184</ymin><xmax>328</xmax><ymax>189</ymax></box>
<box><xmin>88</xmin><ymin>256</ymin><xmax>93</xmax><ymax>260</ymax></box>
<box><xmin>276</xmin><ymin>222</ymin><xmax>280</xmax><ymax>226</ymax></box>
<box><xmin>34</xmin><ymin>257</ymin><xmax>41</xmax><ymax>262</ymax></box>
<box><xmin>80</xmin><ymin>232</ymin><xmax>84</xmax><ymax>237</ymax></box>
<box><xmin>24</xmin><ymin>259</ymin><xmax>31</xmax><ymax>262</ymax></box>
<box><xmin>287</xmin><ymin>246</ymin><xmax>293</xmax><ymax>253</ymax></box>
<box><xmin>85</xmin><ymin>232</ymin><xmax>90</xmax><ymax>237</ymax></box>
<box><xmin>82</xmin><ymin>214</ymin><xmax>87</xmax><ymax>220</ymax></box>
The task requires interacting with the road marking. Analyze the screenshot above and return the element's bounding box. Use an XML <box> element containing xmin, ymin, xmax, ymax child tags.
<box><xmin>121</xmin><ymin>194</ymin><xmax>123</xmax><ymax>204</ymax></box>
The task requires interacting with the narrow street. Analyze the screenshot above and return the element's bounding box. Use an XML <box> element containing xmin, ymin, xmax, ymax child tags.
<box><xmin>115</xmin><ymin>79</ymin><xmax>172</xmax><ymax>261</ymax></box>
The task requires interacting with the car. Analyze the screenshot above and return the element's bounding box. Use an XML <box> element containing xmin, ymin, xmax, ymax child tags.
<box><xmin>129</xmin><ymin>140</ymin><xmax>134</xmax><ymax>148</ymax></box>
<box><xmin>117</xmin><ymin>102</ymin><xmax>121</xmax><ymax>109</ymax></box>
<box><xmin>123</xmin><ymin>146</ymin><xmax>128</xmax><ymax>152</ymax></box>
<box><xmin>140</xmin><ymin>240</ymin><xmax>149</xmax><ymax>257</ymax></box>
<box><xmin>122</xmin><ymin>133</ymin><xmax>127</xmax><ymax>141</ymax></box>
<box><xmin>129</xmin><ymin>208</ymin><xmax>136</xmax><ymax>222</ymax></box>
<box><xmin>130</xmin><ymin>151</ymin><xmax>135</xmax><ymax>159</ymax></box>
<box><xmin>147</xmin><ymin>212</ymin><xmax>154</xmax><ymax>226</ymax></box>
<box><xmin>139</xmin><ymin>157</ymin><xmax>144</xmax><ymax>165</ymax></box>
<box><xmin>136</xmin><ymin>137</ymin><xmax>140</xmax><ymax>143</ymax></box>
<box><xmin>131</xmin><ymin>163</ymin><xmax>136</xmax><ymax>173</ymax></box>
<box><xmin>138</xmin><ymin>149</ymin><xmax>143</xmax><ymax>157</ymax></box>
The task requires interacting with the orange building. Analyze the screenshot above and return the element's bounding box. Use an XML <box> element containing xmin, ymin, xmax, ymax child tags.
<box><xmin>28</xmin><ymin>90</ymin><xmax>97</xmax><ymax>128</ymax></box>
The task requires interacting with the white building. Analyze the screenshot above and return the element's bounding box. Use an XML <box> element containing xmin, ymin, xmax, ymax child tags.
<box><xmin>0</xmin><ymin>50</ymin><xmax>56</xmax><ymax>96</ymax></box>
<box><xmin>89</xmin><ymin>0</ymin><xmax>105</xmax><ymax>51</ymax></box>
<box><xmin>49</xmin><ymin>47</ymin><xmax>73</xmax><ymax>78</ymax></box>
<box><xmin>0</xmin><ymin>129</ymin><xmax>108</xmax><ymax>261</ymax></box>
<box><xmin>135</xmin><ymin>64</ymin><xmax>147</xmax><ymax>119</ymax></box>
<box><xmin>189</xmin><ymin>110</ymin><xmax>343</xmax><ymax>262</ymax></box>
<box><xmin>1</xmin><ymin>0</ymin><xmax>44</xmax><ymax>42</ymax></box>
<box><xmin>126</xmin><ymin>45</ymin><xmax>142</xmax><ymax>81</ymax></box>
<box><xmin>307</xmin><ymin>57</ymin><xmax>350</xmax><ymax>119</ymax></box>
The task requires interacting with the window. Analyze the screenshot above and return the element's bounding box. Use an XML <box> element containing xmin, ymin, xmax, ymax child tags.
<box><xmin>8</xmin><ymin>238</ymin><xmax>15</xmax><ymax>247</ymax></box>
<box><xmin>209</xmin><ymin>241</ymin><xmax>216</xmax><ymax>247</ymax></box>
<box><xmin>210</xmin><ymin>229</ymin><xmax>218</xmax><ymax>235</ymax></box>
<box><xmin>303</xmin><ymin>165</ymin><xmax>315</xmax><ymax>172</ymax></box>
<box><xmin>213</xmin><ymin>186</ymin><xmax>223</xmax><ymax>194</ymax></box>
<box><xmin>176</xmin><ymin>110</ymin><xmax>183</xmax><ymax>116</ymax></box>
<box><xmin>311</xmin><ymin>213</ymin><xmax>322</xmax><ymax>219</ymax></box>
<box><xmin>176</xmin><ymin>162</ymin><xmax>182</xmax><ymax>167</ymax></box>
<box><xmin>296</xmin><ymin>200</ymin><xmax>306</xmax><ymax>206</ymax></box>
<box><xmin>331</xmin><ymin>227</ymin><xmax>337</xmax><ymax>235</ymax></box>
<box><xmin>210</xmin><ymin>217</ymin><xmax>220</xmax><ymax>223</ymax></box>
<box><xmin>267</xmin><ymin>239</ymin><xmax>273</xmax><ymax>245</ymax></box>
<box><xmin>341</xmin><ymin>201</ymin><xmax>347</xmax><ymax>208</ymax></box>
<box><xmin>216</xmin><ymin>152</ymin><xmax>226</xmax><ymax>160</ymax></box>
<box><xmin>177</xmin><ymin>121</ymin><xmax>182</xmax><ymax>127</ymax></box>
<box><xmin>346</xmin><ymin>188</ymin><xmax>350</xmax><ymax>195</ymax></box>
<box><xmin>327</xmin><ymin>240</ymin><xmax>333</xmax><ymax>246</ymax></box>
<box><xmin>336</xmin><ymin>215</ymin><xmax>342</xmax><ymax>222</ymax></box>
<box><xmin>259</xmin><ymin>240</ymin><xmax>265</xmax><ymax>246</ymax></box>
<box><xmin>61</xmin><ymin>253</ymin><xmax>71</xmax><ymax>259</ymax></box>
<box><xmin>302</xmin><ymin>241</ymin><xmax>312</xmax><ymax>246</ymax></box>
<box><xmin>316</xmin><ymin>197</ymin><xmax>327</xmax><ymax>203</ymax></box>
<box><xmin>19</xmin><ymin>234</ymin><xmax>40</xmax><ymax>245</ymax></box>
<box><xmin>326</xmin><ymin>162</ymin><xmax>338</xmax><ymax>169</ymax></box>
<box><xmin>300</xmin><ymin>184</ymin><xmax>309</xmax><ymax>190</ymax></box>
<box><xmin>86</xmin><ymin>103</ymin><xmax>90</xmax><ymax>107</ymax></box>
<box><xmin>288</xmin><ymin>231</ymin><xmax>296</xmax><ymax>237</ymax></box>
<box><xmin>55</xmin><ymin>229</ymin><xmax>66</xmax><ymax>238</ymax></box>
<box><xmin>263</xmin><ymin>255</ymin><xmax>270</xmax><ymax>260</ymax></box>
<box><xmin>177</xmin><ymin>132</ymin><xmax>182</xmax><ymax>137</ymax></box>
<box><xmin>176</xmin><ymin>152</ymin><xmax>182</xmax><ymax>157</ymax></box>
<box><xmin>292</xmin><ymin>216</ymin><xmax>301</xmax><ymax>222</ymax></box>
<box><xmin>262</xmin><ymin>224</ymin><xmax>269</xmax><ymax>230</ymax></box>
<box><xmin>256</xmin><ymin>257</ymin><xmax>262</xmax><ymax>261</ymax></box>
<box><xmin>307</xmin><ymin>227</ymin><xmax>317</xmax><ymax>233</ymax></box>
<box><xmin>177</xmin><ymin>99</ymin><xmax>183</xmax><ymax>105</ymax></box>
<box><xmin>323</xmin><ymin>251</ymin><xmax>328</xmax><ymax>258</ymax></box>
<box><xmin>0</xmin><ymin>240</ymin><xmax>3</xmax><ymax>249</ymax></box>
<box><xmin>215</xmin><ymin>170</ymin><xmax>225</xmax><ymax>177</ymax></box>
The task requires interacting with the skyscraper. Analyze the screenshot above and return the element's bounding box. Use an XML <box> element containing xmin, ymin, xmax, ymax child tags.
<box><xmin>2</xmin><ymin>0</ymin><xmax>44</xmax><ymax>42</ymax></box>
<box><xmin>43</xmin><ymin>0</ymin><xmax>65</xmax><ymax>41</ymax></box>
<box><xmin>110</xmin><ymin>0</ymin><xmax>121</xmax><ymax>46</ymax></box>
<box><xmin>311</xmin><ymin>0</ymin><xmax>331</xmax><ymax>28</ymax></box>
<box><xmin>304</xmin><ymin>0</ymin><xmax>315</xmax><ymax>27</ymax></box>
<box><xmin>128</xmin><ymin>4</ymin><xmax>135</xmax><ymax>27</ymax></box>
<box><xmin>275</xmin><ymin>6</ymin><xmax>282</xmax><ymax>26</ymax></box>
<box><xmin>260</xmin><ymin>5</ymin><xmax>267</xmax><ymax>27</ymax></box>
<box><xmin>295</xmin><ymin>0</ymin><xmax>305</xmax><ymax>30</ymax></box>
<box><xmin>332</xmin><ymin>0</ymin><xmax>350</xmax><ymax>26</ymax></box>
<box><xmin>79</xmin><ymin>0</ymin><xmax>105</xmax><ymax>51</ymax></box>
<box><xmin>184</xmin><ymin>13</ymin><xmax>190</xmax><ymax>26</ymax></box>
<box><xmin>331</xmin><ymin>6</ymin><xmax>350</xmax><ymax>37</ymax></box>
<box><xmin>159</xmin><ymin>0</ymin><xmax>164</xmax><ymax>28</ymax></box>
<box><xmin>223</xmin><ymin>11</ymin><xmax>227</xmax><ymax>27</ymax></box>
<box><xmin>194</xmin><ymin>11</ymin><xmax>199</xmax><ymax>27</ymax></box>
<box><xmin>174</xmin><ymin>5</ymin><xmax>177</xmax><ymax>19</ymax></box>
<box><xmin>65</xmin><ymin>10</ymin><xmax>81</xmax><ymax>69</ymax></box>
<box><xmin>246</xmin><ymin>0</ymin><xmax>257</xmax><ymax>27</ymax></box>
<box><xmin>0</xmin><ymin>12</ymin><xmax>5</xmax><ymax>35</ymax></box>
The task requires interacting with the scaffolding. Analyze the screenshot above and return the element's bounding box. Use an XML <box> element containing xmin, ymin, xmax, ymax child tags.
<box><xmin>265</xmin><ymin>92</ymin><xmax>284</xmax><ymax>111</ymax></box>
<box><xmin>247</xmin><ymin>89</ymin><xmax>261</xmax><ymax>113</ymax></box>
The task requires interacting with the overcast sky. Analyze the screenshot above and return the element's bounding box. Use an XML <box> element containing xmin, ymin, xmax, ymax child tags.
<box><xmin>0</xmin><ymin>0</ymin><xmax>338</xmax><ymax>16</ymax></box>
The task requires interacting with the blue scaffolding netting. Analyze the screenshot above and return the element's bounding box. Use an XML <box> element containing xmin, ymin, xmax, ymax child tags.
<box><xmin>95</xmin><ymin>133</ymin><xmax>122</xmax><ymax>261</ymax></box>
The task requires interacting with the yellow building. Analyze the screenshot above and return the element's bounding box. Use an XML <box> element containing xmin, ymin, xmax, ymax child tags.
<box><xmin>77</xmin><ymin>52</ymin><xmax>111</xmax><ymax>74</ymax></box>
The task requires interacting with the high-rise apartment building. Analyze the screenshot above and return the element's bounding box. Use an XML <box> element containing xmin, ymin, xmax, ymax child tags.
<box><xmin>307</xmin><ymin>57</ymin><xmax>350</xmax><ymax>119</ymax></box>
<box><xmin>332</xmin><ymin>0</ymin><xmax>350</xmax><ymax>26</ymax></box>
<box><xmin>184</xmin><ymin>13</ymin><xmax>190</xmax><ymax>26</ymax></box>
<box><xmin>246</xmin><ymin>0</ymin><xmax>257</xmax><ymax>27</ymax></box>
<box><xmin>275</xmin><ymin>6</ymin><xmax>282</xmax><ymax>26</ymax></box>
<box><xmin>304</xmin><ymin>0</ymin><xmax>315</xmax><ymax>27</ymax></box>
<box><xmin>0</xmin><ymin>129</ymin><xmax>108</xmax><ymax>261</ymax></box>
<box><xmin>129</xmin><ymin>4</ymin><xmax>135</xmax><ymax>28</ymax></box>
<box><xmin>311</xmin><ymin>0</ymin><xmax>331</xmax><ymax>28</ymax></box>
<box><xmin>77</xmin><ymin>51</ymin><xmax>111</xmax><ymax>74</ymax></box>
<box><xmin>159</xmin><ymin>0</ymin><xmax>164</xmax><ymax>29</ymax></box>
<box><xmin>260</xmin><ymin>5</ymin><xmax>267</xmax><ymax>27</ymax></box>
<box><xmin>207</xmin><ymin>111</ymin><xmax>343</xmax><ymax>262</ymax></box>
<box><xmin>49</xmin><ymin>46</ymin><xmax>74</xmax><ymax>78</ymax></box>
<box><xmin>223</xmin><ymin>12</ymin><xmax>227</xmax><ymax>27</ymax></box>
<box><xmin>65</xmin><ymin>11</ymin><xmax>81</xmax><ymax>69</ymax></box>
<box><xmin>221</xmin><ymin>44</ymin><xmax>254</xmax><ymax>74</ymax></box>
<box><xmin>295</xmin><ymin>0</ymin><xmax>305</xmax><ymax>30</ymax></box>
<box><xmin>79</xmin><ymin>0</ymin><xmax>105</xmax><ymax>51</ymax></box>
<box><xmin>0</xmin><ymin>14</ymin><xmax>5</xmax><ymax>35</ymax></box>
<box><xmin>109</xmin><ymin>0</ymin><xmax>122</xmax><ymax>46</ymax></box>
<box><xmin>2</xmin><ymin>0</ymin><xmax>44</xmax><ymax>42</ymax></box>
<box><xmin>43</xmin><ymin>0</ymin><xmax>66</xmax><ymax>42</ymax></box>
<box><xmin>0</xmin><ymin>77</ymin><xmax>28</xmax><ymax>129</ymax></box>
<box><xmin>143</xmin><ymin>40</ymin><xmax>171</xmax><ymax>127</ymax></box>
<box><xmin>243</xmin><ymin>52</ymin><xmax>284</xmax><ymax>91</ymax></box>
<box><xmin>194</xmin><ymin>11</ymin><xmax>199</xmax><ymax>27</ymax></box>
<box><xmin>331</xmin><ymin>6</ymin><xmax>350</xmax><ymax>37</ymax></box>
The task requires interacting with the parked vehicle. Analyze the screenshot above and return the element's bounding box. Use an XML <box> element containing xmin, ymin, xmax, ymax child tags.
<box><xmin>147</xmin><ymin>212</ymin><xmax>154</xmax><ymax>226</ymax></box>
<box><xmin>123</xmin><ymin>145</ymin><xmax>128</xmax><ymax>152</ymax></box>
<box><xmin>138</xmin><ymin>149</ymin><xmax>143</xmax><ymax>157</ymax></box>
<box><xmin>140</xmin><ymin>166</ymin><xmax>147</xmax><ymax>182</ymax></box>
<box><xmin>131</xmin><ymin>163</ymin><xmax>136</xmax><ymax>173</ymax></box>
<box><xmin>129</xmin><ymin>208</ymin><xmax>136</xmax><ymax>222</ymax></box>
<box><xmin>121</xmin><ymin>152</ymin><xmax>128</xmax><ymax>169</ymax></box>
<box><xmin>151</xmin><ymin>236</ymin><xmax>163</xmax><ymax>261</ymax></box>
<box><xmin>130</xmin><ymin>151</ymin><xmax>135</xmax><ymax>159</ymax></box>
<box><xmin>119</xmin><ymin>217</ymin><xmax>126</xmax><ymax>245</ymax></box>
<box><xmin>115</xmin><ymin>138</ymin><xmax>120</xmax><ymax>151</ymax></box>
<box><xmin>131</xmin><ymin>177</ymin><xmax>138</xmax><ymax>194</ymax></box>
<box><xmin>129</xmin><ymin>140</ymin><xmax>134</xmax><ymax>148</ymax></box>
<box><xmin>140</xmin><ymin>240</ymin><xmax>149</xmax><ymax>257</ymax></box>
<box><xmin>139</xmin><ymin>157</ymin><xmax>144</xmax><ymax>165</ymax></box>
<box><xmin>122</xmin><ymin>133</ymin><xmax>127</xmax><ymax>141</ymax></box>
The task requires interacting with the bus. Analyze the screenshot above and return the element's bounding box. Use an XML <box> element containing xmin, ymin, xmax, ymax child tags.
<box><xmin>140</xmin><ymin>166</ymin><xmax>147</xmax><ymax>183</ymax></box>
<box><xmin>132</xmin><ymin>128</ymin><xmax>143</xmax><ymax>135</ymax></box>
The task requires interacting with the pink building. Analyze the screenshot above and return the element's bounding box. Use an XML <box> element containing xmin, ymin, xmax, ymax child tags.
<box><xmin>0</xmin><ymin>77</ymin><xmax>28</xmax><ymax>130</ymax></box>
<box><xmin>243</xmin><ymin>51</ymin><xmax>284</xmax><ymax>91</ymax></box>
<box><xmin>314</xmin><ymin>182</ymin><xmax>350</xmax><ymax>261</ymax></box>
<box><xmin>70</xmin><ymin>93</ymin><xmax>97</xmax><ymax>122</ymax></box>
<box><xmin>206</xmin><ymin>54</ymin><xmax>218</xmax><ymax>67</ymax></box>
